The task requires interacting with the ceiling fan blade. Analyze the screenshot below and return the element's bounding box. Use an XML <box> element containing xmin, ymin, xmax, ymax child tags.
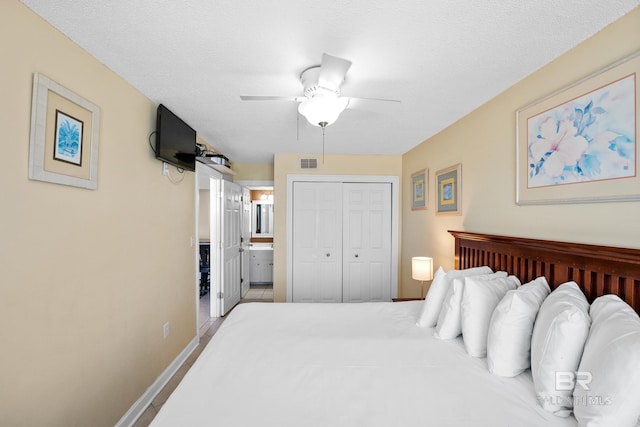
<box><xmin>345</xmin><ymin>97</ymin><xmax>401</xmax><ymax>112</ymax></box>
<box><xmin>240</xmin><ymin>96</ymin><xmax>302</xmax><ymax>101</ymax></box>
<box><xmin>318</xmin><ymin>53</ymin><xmax>352</xmax><ymax>92</ymax></box>
<box><xmin>346</xmin><ymin>96</ymin><xmax>401</xmax><ymax>104</ymax></box>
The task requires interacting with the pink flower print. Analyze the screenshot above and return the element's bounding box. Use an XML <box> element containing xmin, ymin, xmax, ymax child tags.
<box><xmin>529</xmin><ymin>116</ymin><xmax>588</xmax><ymax>179</ymax></box>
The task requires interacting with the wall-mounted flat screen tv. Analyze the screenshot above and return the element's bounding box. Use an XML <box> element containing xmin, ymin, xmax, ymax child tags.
<box><xmin>155</xmin><ymin>104</ymin><xmax>196</xmax><ymax>171</ymax></box>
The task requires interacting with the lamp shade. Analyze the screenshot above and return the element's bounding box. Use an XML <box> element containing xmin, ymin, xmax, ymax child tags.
<box><xmin>298</xmin><ymin>95</ymin><xmax>349</xmax><ymax>127</ymax></box>
<box><xmin>412</xmin><ymin>256</ymin><xmax>433</xmax><ymax>281</ymax></box>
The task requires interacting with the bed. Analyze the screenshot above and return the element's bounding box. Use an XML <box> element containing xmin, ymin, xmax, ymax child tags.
<box><xmin>149</xmin><ymin>231</ymin><xmax>640</xmax><ymax>427</ymax></box>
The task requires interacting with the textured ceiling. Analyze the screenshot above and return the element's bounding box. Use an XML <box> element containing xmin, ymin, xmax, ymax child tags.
<box><xmin>20</xmin><ymin>1</ymin><xmax>639</xmax><ymax>164</ymax></box>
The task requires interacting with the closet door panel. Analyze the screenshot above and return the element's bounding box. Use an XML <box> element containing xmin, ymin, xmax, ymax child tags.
<box><xmin>367</xmin><ymin>261</ymin><xmax>385</xmax><ymax>300</ymax></box>
<box><xmin>293</xmin><ymin>260</ymin><xmax>316</xmax><ymax>301</ymax></box>
<box><xmin>343</xmin><ymin>183</ymin><xmax>392</xmax><ymax>302</ymax></box>
<box><xmin>345</xmin><ymin>261</ymin><xmax>364</xmax><ymax>302</ymax></box>
<box><xmin>292</xmin><ymin>182</ymin><xmax>342</xmax><ymax>303</ymax></box>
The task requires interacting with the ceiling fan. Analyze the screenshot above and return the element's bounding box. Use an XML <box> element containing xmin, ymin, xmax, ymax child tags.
<box><xmin>240</xmin><ymin>53</ymin><xmax>400</xmax><ymax>128</ymax></box>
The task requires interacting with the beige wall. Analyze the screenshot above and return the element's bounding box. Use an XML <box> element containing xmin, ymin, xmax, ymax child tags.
<box><xmin>401</xmin><ymin>7</ymin><xmax>640</xmax><ymax>298</ymax></box>
<box><xmin>233</xmin><ymin>162</ymin><xmax>275</xmax><ymax>181</ymax></box>
<box><xmin>273</xmin><ymin>153</ymin><xmax>402</xmax><ymax>302</ymax></box>
<box><xmin>1</xmin><ymin>2</ymin><xmax>197</xmax><ymax>426</ymax></box>
<box><xmin>199</xmin><ymin>190</ymin><xmax>211</xmax><ymax>240</ymax></box>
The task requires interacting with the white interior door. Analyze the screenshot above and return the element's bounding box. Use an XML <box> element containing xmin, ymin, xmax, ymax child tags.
<box><xmin>292</xmin><ymin>182</ymin><xmax>342</xmax><ymax>302</ymax></box>
<box><xmin>240</xmin><ymin>186</ymin><xmax>251</xmax><ymax>298</ymax></box>
<box><xmin>209</xmin><ymin>176</ymin><xmax>221</xmax><ymax>317</ymax></box>
<box><xmin>221</xmin><ymin>180</ymin><xmax>242</xmax><ymax>315</ymax></box>
<box><xmin>342</xmin><ymin>183</ymin><xmax>392</xmax><ymax>302</ymax></box>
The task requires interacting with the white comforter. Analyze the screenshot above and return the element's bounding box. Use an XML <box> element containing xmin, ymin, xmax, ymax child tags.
<box><xmin>150</xmin><ymin>301</ymin><xmax>577</xmax><ymax>427</ymax></box>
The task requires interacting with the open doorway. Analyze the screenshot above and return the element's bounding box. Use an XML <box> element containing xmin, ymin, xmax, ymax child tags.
<box><xmin>196</xmin><ymin>164</ymin><xmax>249</xmax><ymax>335</ymax></box>
<box><xmin>236</xmin><ymin>180</ymin><xmax>274</xmax><ymax>303</ymax></box>
<box><xmin>196</xmin><ymin>163</ymin><xmax>223</xmax><ymax>336</ymax></box>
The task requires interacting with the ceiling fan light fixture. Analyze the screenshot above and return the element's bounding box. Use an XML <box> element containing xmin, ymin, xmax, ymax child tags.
<box><xmin>298</xmin><ymin>94</ymin><xmax>349</xmax><ymax>127</ymax></box>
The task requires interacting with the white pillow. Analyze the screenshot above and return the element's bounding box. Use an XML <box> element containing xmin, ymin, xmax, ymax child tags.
<box><xmin>434</xmin><ymin>271</ymin><xmax>507</xmax><ymax>340</ymax></box>
<box><xmin>531</xmin><ymin>281</ymin><xmax>590</xmax><ymax>417</ymax></box>
<box><xmin>487</xmin><ymin>276</ymin><xmax>550</xmax><ymax>376</ymax></box>
<box><xmin>416</xmin><ymin>265</ymin><xmax>492</xmax><ymax>327</ymax></box>
<box><xmin>416</xmin><ymin>267</ymin><xmax>446</xmax><ymax>327</ymax></box>
<box><xmin>573</xmin><ymin>295</ymin><xmax>640</xmax><ymax>427</ymax></box>
<box><xmin>461</xmin><ymin>274</ymin><xmax>520</xmax><ymax>357</ymax></box>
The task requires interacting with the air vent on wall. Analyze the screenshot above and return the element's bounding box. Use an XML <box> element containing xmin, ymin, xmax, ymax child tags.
<box><xmin>300</xmin><ymin>158</ymin><xmax>318</xmax><ymax>169</ymax></box>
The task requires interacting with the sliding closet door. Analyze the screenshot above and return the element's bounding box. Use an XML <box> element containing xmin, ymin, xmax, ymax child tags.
<box><xmin>292</xmin><ymin>182</ymin><xmax>343</xmax><ymax>302</ymax></box>
<box><xmin>342</xmin><ymin>183</ymin><xmax>392</xmax><ymax>302</ymax></box>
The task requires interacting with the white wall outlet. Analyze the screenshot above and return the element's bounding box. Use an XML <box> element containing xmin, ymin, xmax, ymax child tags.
<box><xmin>162</xmin><ymin>162</ymin><xmax>169</xmax><ymax>176</ymax></box>
<box><xmin>163</xmin><ymin>322</ymin><xmax>170</xmax><ymax>339</ymax></box>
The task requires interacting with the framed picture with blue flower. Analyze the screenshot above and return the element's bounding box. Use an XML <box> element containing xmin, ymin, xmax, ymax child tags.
<box><xmin>29</xmin><ymin>73</ymin><xmax>100</xmax><ymax>189</ymax></box>
<box><xmin>53</xmin><ymin>110</ymin><xmax>84</xmax><ymax>166</ymax></box>
<box><xmin>516</xmin><ymin>50</ymin><xmax>640</xmax><ymax>205</ymax></box>
<box><xmin>411</xmin><ymin>168</ymin><xmax>427</xmax><ymax>210</ymax></box>
<box><xmin>435</xmin><ymin>163</ymin><xmax>461</xmax><ymax>215</ymax></box>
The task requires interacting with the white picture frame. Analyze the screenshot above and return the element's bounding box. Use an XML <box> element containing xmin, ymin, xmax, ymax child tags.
<box><xmin>29</xmin><ymin>73</ymin><xmax>100</xmax><ymax>190</ymax></box>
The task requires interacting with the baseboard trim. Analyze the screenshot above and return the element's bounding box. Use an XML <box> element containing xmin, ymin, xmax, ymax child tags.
<box><xmin>115</xmin><ymin>335</ymin><xmax>199</xmax><ymax>427</ymax></box>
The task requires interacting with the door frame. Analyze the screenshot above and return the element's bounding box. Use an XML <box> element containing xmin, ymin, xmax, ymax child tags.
<box><xmin>195</xmin><ymin>162</ymin><xmax>223</xmax><ymax>320</ymax></box>
<box><xmin>286</xmin><ymin>174</ymin><xmax>400</xmax><ymax>302</ymax></box>
<box><xmin>236</xmin><ymin>179</ymin><xmax>274</xmax><ymax>293</ymax></box>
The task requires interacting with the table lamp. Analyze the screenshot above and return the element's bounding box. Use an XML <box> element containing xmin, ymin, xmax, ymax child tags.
<box><xmin>412</xmin><ymin>256</ymin><xmax>434</xmax><ymax>299</ymax></box>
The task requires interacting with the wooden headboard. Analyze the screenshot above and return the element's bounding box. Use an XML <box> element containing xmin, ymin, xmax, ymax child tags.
<box><xmin>449</xmin><ymin>230</ymin><xmax>640</xmax><ymax>314</ymax></box>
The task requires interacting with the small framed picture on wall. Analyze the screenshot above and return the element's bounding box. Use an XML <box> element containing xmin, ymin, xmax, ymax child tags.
<box><xmin>435</xmin><ymin>163</ymin><xmax>461</xmax><ymax>215</ymax></box>
<box><xmin>28</xmin><ymin>72</ymin><xmax>100</xmax><ymax>190</ymax></box>
<box><xmin>411</xmin><ymin>169</ymin><xmax>427</xmax><ymax>210</ymax></box>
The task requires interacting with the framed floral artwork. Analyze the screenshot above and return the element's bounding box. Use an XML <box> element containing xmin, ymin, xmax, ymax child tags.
<box><xmin>516</xmin><ymin>50</ymin><xmax>640</xmax><ymax>205</ymax></box>
<box><xmin>29</xmin><ymin>73</ymin><xmax>100</xmax><ymax>189</ymax></box>
<box><xmin>435</xmin><ymin>163</ymin><xmax>461</xmax><ymax>215</ymax></box>
<box><xmin>411</xmin><ymin>169</ymin><xmax>427</xmax><ymax>210</ymax></box>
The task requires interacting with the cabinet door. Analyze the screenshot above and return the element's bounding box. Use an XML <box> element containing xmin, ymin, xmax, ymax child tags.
<box><xmin>250</xmin><ymin>252</ymin><xmax>273</xmax><ymax>284</ymax></box>
<box><xmin>292</xmin><ymin>182</ymin><xmax>342</xmax><ymax>302</ymax></box>
<box><xmin>262</xmin><ymin>251</ymin><xmax>273</xmax><ymax>284</ymax></box>
<box><xmin>266</xmin><ymin>258</ymin><xmax>273</xmax><ymax>284</ymax></box>
<box><xmin>342</xmin><ymin>183</ymin><xmax>392</xmax><ymax>302</ymax></box>
<box><xmin>250</xmin><ymin>254</ymin><xmax>261</xmax><ymax>283</ymax></box>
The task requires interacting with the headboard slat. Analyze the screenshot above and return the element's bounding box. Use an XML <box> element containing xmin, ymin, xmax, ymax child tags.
<box><xmin>449</xmin><ymin>230</ymin><xmax>640</xmax><ymax>314</ymax></box>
